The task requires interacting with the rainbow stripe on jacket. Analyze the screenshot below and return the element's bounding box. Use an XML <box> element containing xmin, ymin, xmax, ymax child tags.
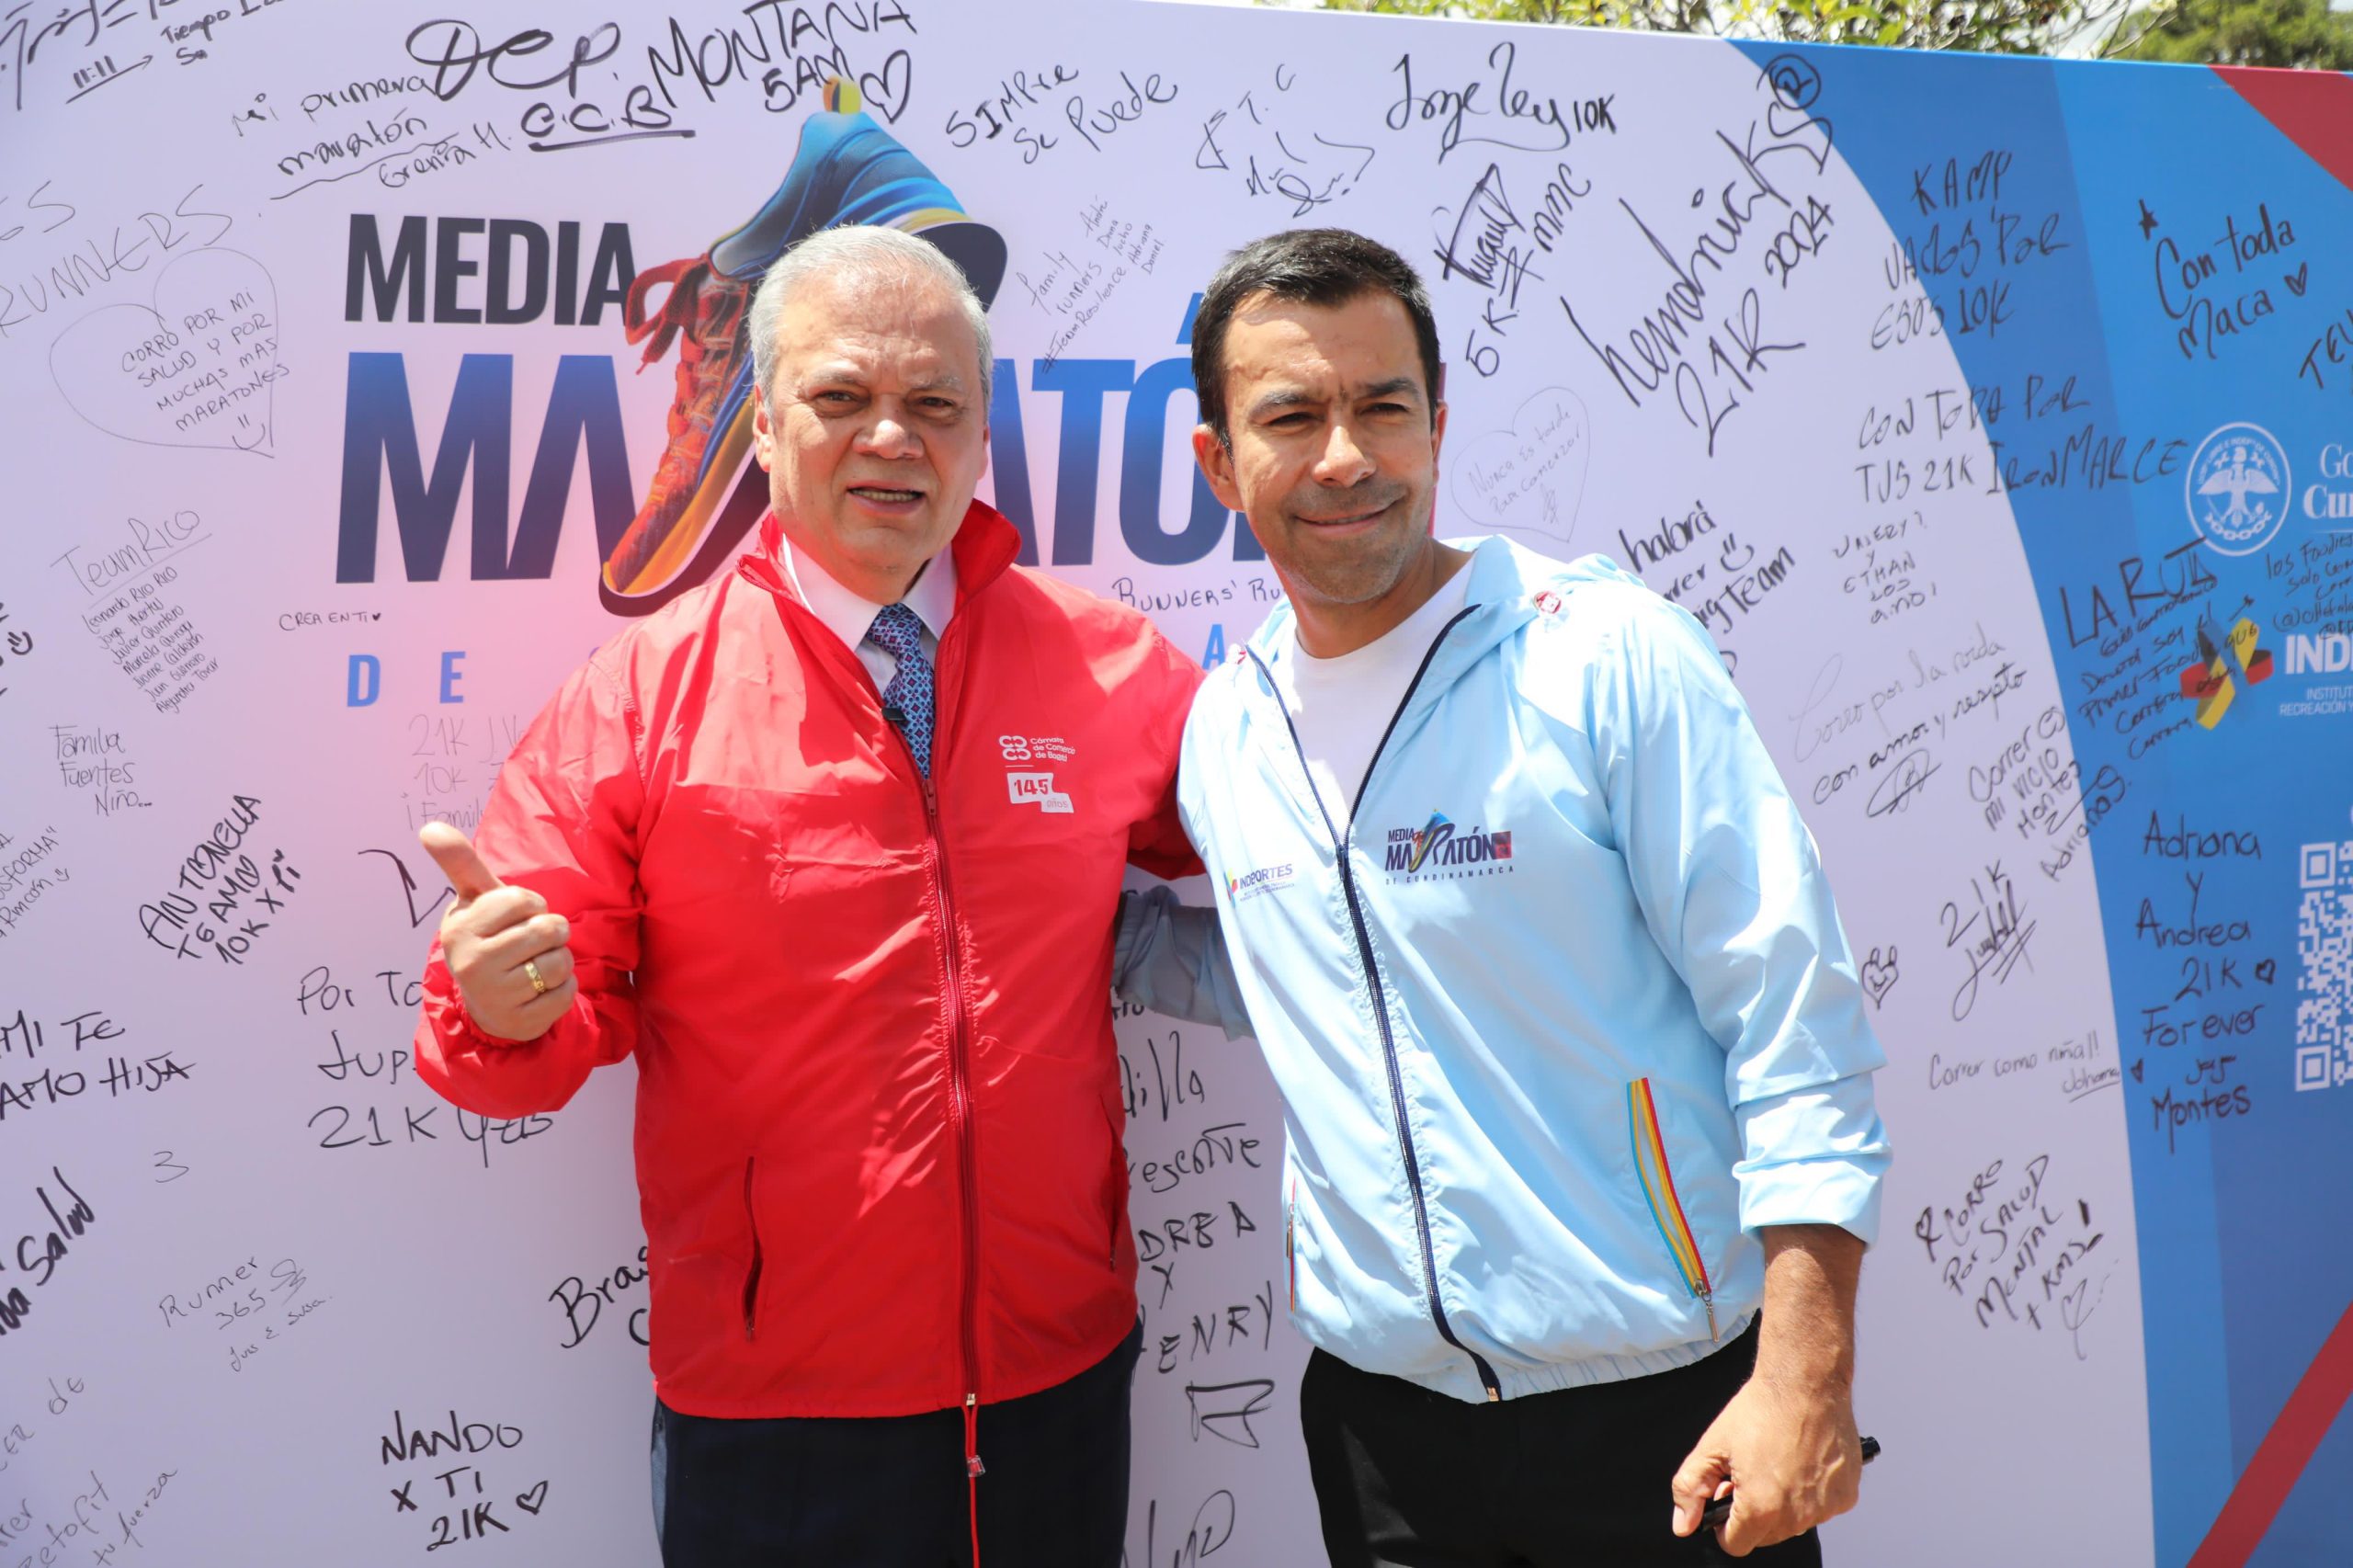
<box><xmin>1628</xmin><ymin>1077</ymin><xmax>1717</xmax><ymax>1341</ymax></box>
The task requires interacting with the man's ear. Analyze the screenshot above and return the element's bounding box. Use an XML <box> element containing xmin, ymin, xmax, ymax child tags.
<box><xmin>1191</xmin><ymin>424</ymin><xmax>1245</xmax><ymax>513</ymax></box>
<box><xmin>752</xmin><ymin>381</ymin><xmax>776</xmax><ymax>472</ymax></box>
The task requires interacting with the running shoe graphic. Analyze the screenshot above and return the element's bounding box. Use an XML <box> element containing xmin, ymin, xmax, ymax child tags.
<box><xmin>604</xmin><ymin>77</ymin><xmax>1006</xmax><ymax>614</ymax></box>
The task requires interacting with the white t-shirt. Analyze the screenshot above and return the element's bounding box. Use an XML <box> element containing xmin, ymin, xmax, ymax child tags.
<box><xmin>1270</xmin><ymin>562</ymin><xmax>1476</xmax><ymax>831</ymax></box>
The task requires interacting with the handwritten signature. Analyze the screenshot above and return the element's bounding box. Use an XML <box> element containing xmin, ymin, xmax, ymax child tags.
<box><xmin>1945</xmin><ymin>860</ymin><xmax>2035</xmax><ymax>1020</ymax></box>
<box><xmin>1385</xmin><ymin>42</ymin><xmax>1613</xmax><ymax>165</ymax></box>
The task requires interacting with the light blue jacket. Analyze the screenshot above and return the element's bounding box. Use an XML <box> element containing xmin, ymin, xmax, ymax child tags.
<box><xmin>1117</xmin><ymin>536</ymin><xmax>1890</xmax><ymax>1403</ymax></box>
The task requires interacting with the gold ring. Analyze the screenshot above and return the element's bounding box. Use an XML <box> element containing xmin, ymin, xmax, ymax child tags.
<box><xmin>523</xmin><ymin>958</ymin><xmax>548</xmax><ymax>995</ymax></box>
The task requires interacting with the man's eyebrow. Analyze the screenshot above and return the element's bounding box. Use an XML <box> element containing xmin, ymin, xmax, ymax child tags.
<box><xmin>798</xmin><ymin>366</ymin><xmax>968</xmax><ymax>393</ymax></box>
<box><xmin>1246</xmin><ymin>379</ymin><xmax>1422</xmax><ymax>421</ymax></box>
<box><xmin>1246</xmin><ymin>388</ymin><xmax>1319</xmax><ymax>421</ymax></box>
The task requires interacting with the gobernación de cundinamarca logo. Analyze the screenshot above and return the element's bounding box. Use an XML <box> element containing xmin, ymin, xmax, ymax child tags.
<box><xmin>2186</xmin><ymin>423</ymin><xmax>2290</xmax><ymax>557</ymax></box>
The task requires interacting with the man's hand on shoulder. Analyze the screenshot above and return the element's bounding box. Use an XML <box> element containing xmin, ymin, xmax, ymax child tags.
<box><xmin>423</xmin><ymin>823</ymin><xmax>578</xmax><ymax>1042</ymax></box>
<box><xmin>1669</xmin><ymin>1367</ymin><xmax>1862</xmax><ymax>1556</ymax></box>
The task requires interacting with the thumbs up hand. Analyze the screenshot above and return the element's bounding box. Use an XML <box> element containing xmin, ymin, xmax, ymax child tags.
<box><xmin>421</xmin><ymin>822</ymin><xmax>577</xmax><ymax>1041</ymax></box>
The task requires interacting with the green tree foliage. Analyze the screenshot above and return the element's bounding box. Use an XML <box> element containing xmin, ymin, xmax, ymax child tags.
<box><xmin>1308</xmin><ymin>0</ymin><xmax>2353</xmax><ymax>63</ymax></box>
<box><xmin>2107</xmin><ymin>0</ymin><xmax>2353</xmax><ymax>66</ymax></box>
<box><xmin>1307</xmin><ymin>0</ymin><xmax>2127</xmax><ymax>54</ymax></box>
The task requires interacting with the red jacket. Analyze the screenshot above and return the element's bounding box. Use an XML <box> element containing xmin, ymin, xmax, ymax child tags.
<box><xmin>415</xmin><ymin>502</ymin><xmax>1201</xmax><ymax>1420</ymax></box>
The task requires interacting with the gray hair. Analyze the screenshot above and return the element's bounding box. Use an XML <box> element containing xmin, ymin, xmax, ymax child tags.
<box><xmin>746</xmin><ymin>224</ymin><xmax>994</xmax><ymax>416</ymax></box>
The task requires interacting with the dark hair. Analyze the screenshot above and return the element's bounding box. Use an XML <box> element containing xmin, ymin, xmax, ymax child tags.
<box><xmin>1189</xmin><ymin>228</ymin><xmax>1443</xmax><ymax>446</ymax></box>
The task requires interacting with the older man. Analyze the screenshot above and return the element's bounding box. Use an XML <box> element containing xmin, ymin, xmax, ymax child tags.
<box><xmin>1117</xmin><ymin>228</ymin><xmax>1891</xmax><ymax>1564</ymax></box>
<box><xmin>414</xmin><ymin>224</ymin><xmax>1201</xmax><ymax>1566</ymax></box>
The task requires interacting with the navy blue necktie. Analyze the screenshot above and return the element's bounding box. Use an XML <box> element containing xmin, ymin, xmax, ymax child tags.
<box><xmin>866</xmin><ymin>603</ymin><xmax>935</xmax><ymax>778</ymax></box>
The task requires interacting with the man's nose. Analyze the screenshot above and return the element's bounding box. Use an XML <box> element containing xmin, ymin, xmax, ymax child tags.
<box><xmin>858</xmin><ymin>404</ymin><xmax>922</xmax><ymax>460</ymax></box>
<box><xmin>1314</xmin><ymin>422</ymin><xmax>1375</xmax><ymax>486</ymax></box>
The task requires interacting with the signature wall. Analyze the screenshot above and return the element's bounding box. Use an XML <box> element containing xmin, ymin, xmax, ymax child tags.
<box><xmin>2</xmin><ymin>4</ymin><xmax>2348</xmax><ymax>1563</ymax></box>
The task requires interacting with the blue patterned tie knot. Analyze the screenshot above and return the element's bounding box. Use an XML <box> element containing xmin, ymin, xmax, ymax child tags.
<box><xmin>866</xmin><ymin>602</ymin><xmax>935</xmax><ymax>778</ymax></box>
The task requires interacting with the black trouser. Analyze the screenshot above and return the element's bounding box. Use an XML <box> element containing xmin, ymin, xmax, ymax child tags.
<box><xmin>1301</xmin><ymin>1321</ymin><xmax>1824</xmax><ymax>1568</ymax></box>
<box><xmin>652</xmin><ymin>1321</ymin><xmax>1141</xmax><ymax>1567</ymax></box>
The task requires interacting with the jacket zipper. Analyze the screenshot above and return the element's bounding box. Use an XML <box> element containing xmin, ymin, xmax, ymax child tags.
<box><xmin>919</xmin><ymin>767</ymin><xmax>986</xmax><ymax>1479</ymax></box>
<box><xmin>741</xmin><ymin>1156</ymin><xmax>763</xmax><ymax>1340</ymax></box>
<box><xmin>1244</xmin><ymin>607</ymin><xmax>1503</xmax><ymax>1402</ymax></box>
<box><xmin>877</xmin><ymin>643</ymin><xmax>986</xmax><ymax>1472</ymax></box>
<box><xmin>1628</xmin><ymin>1078</ymin><xmax>1718</xmax><ymax>1341</ymax></box>
<box><xmin>881</xmin><ymin>631</ymin><xmax>986</xmax><ymax>1563</ymax></box>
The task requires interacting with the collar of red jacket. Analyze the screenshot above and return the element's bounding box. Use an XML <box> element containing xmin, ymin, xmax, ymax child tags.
<box><xmin>739</xmin><ymin>499</ymin><xmax>1025</xmax><ymax>613</ymax></box>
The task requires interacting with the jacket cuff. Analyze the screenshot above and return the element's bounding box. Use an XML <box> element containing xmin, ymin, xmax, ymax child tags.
<box><xmin>1732</xmin><ymin>1077</ymin><xmax>1891</xmax><ymax>1244</ymax></box>
<box><xmin>1736</xmin><ymin>1152</ymin><xmax>1887</xmax><ymax>1244</ymax></box>
<box><xmin>421</xmin><ymin>954</ymin><xmax>517</xmax><ymax>1051</ymax></box>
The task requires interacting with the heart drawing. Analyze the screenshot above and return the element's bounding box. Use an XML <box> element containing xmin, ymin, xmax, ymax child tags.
<box><xmin>1859</xmin><ymin>946</ymin><xmax>1900</xmax><ymax>1009</ymax></box>
<box><xmin>516</xmin><ymin>1481</ymin><xmax>549</xmax><ymax>1516</ymax></box>
<box><xmin>1449</xmin><ymin>385</ymin><xmax>1590</xmax><ymax>547</ymax></box>
<box><xmin>858</xmin><ymin>50</ymin><xmax>913</xmax><ymax>124</ymax></box>
<box><xmin>49</xmin><ymin>246</ymin><xmax>284</xmax><ymax>455</ymax></box>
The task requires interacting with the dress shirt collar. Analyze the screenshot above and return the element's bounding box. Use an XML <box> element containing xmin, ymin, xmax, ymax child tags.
<box><xmin>780</xmin><ymin>529</ymin><xmax>958</xmax><ymax>653</ymax></box>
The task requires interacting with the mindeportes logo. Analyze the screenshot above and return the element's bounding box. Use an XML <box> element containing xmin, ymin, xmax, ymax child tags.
<box><xmin>1227</xmin><ymin>863</ymin><xmax>1294</xmax><ymax>902</ymax></box>
<box><xmin>1383</xmin><ymin>812</ymin><xmax>1515</xmax><ymax>878</ymax></box>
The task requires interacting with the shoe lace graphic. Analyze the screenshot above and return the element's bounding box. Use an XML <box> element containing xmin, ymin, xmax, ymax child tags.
<box><xmin>623</xmin><ymin>256</ymin><xmax>747</xmax><ymax>441</ymax></box>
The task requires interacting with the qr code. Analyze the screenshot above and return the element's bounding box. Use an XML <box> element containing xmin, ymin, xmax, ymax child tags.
<box><xmin>2294</xmin><ymin>840</ymin><xmax>2353</xmax><ymax>1091</ymax></box>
